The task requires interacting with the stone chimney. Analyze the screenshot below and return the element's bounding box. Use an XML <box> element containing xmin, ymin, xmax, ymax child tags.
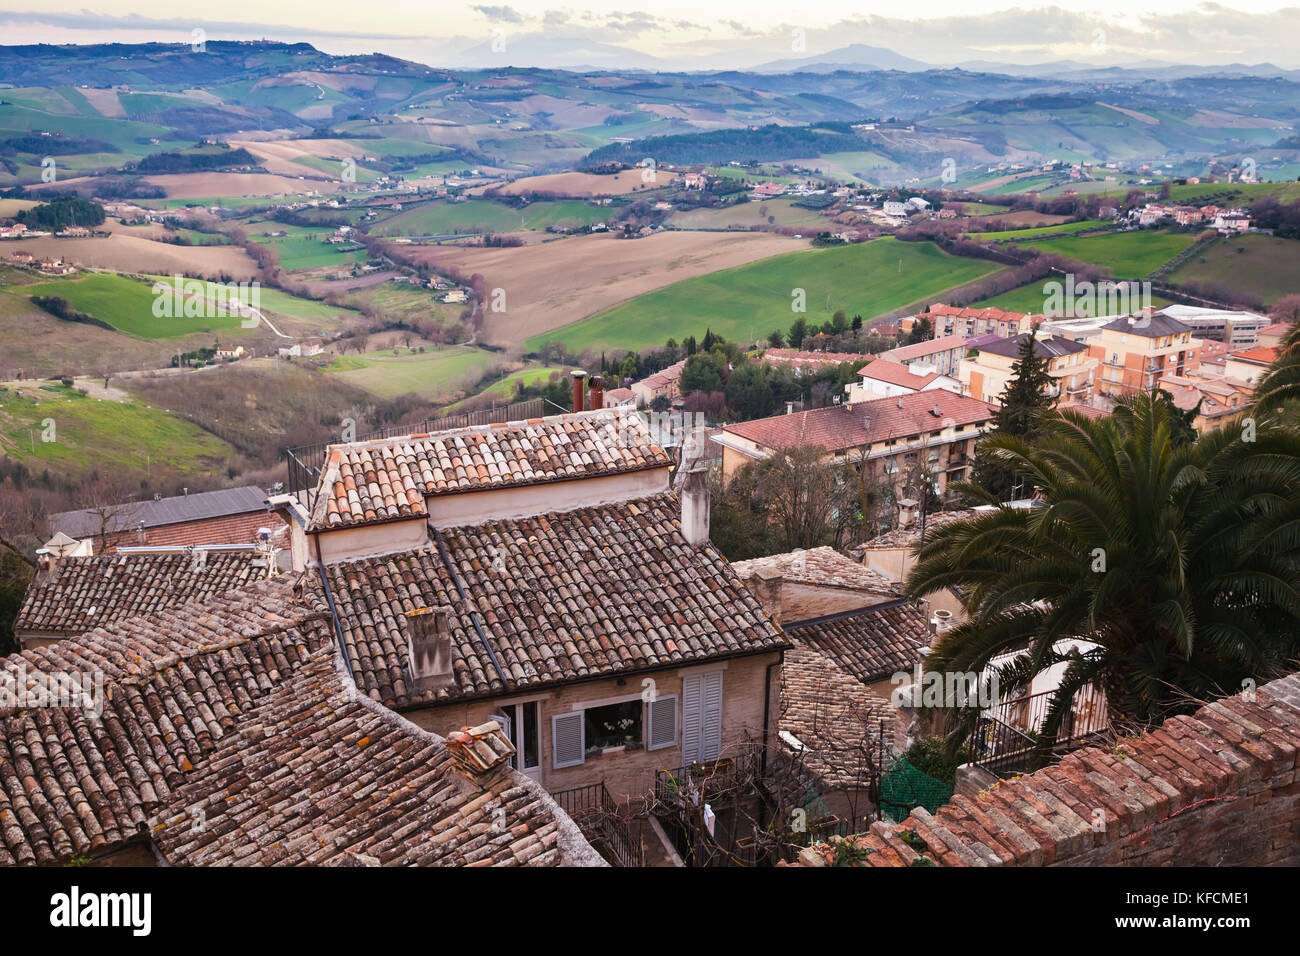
<box><xmin>749</xmin><ymin>566</ymin><xmax>785</xmax><ymax>620</ymax></box>
<box><xmin>571</xmin><ymin>369</ymin><xmax>587</xmax><ymax>412</ymax></box>
<box><xmin>588</xmin><ymin>374</ymin><xmax>604</xmax><ymax>410</ymax></box>
<box><xmin>680</xmin><ymin>466</ymin><xmax>711</xmax><ymax>546</ymax></box>
<box><xmin>266</xmin><ymin>493</ymin><xmax>309</xmax><ymax>573</ymax></box>
<box><xmin>406</xmin><ymin>606</ymin><xmax>455</xmax><ymax>693</ymax></box>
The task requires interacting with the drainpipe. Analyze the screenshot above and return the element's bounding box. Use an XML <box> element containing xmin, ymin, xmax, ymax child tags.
<box><xmin>312</xmin><ymin>532</ymin><xmax>354</xmax><ymax>683</ymax></box>
<box><xmin>760</xmin><ymin>649</ymin><xmax>784</xmax><ymax>778</ymax></box>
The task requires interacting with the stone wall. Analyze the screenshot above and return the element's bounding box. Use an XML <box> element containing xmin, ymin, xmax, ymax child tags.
<box><xmin>793</xmin><ymin>673</ymin><xmax>1300</xmax><ymax>866</ymax></box>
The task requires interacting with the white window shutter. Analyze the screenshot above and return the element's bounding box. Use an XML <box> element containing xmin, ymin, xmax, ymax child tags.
<box><xmin>701</xmin><ymin>671</ymin><xmax>724</xmax><ymax>762</ymax></box>
<box><xmin>552</xmin><ymin>712</ymin><xmax>584</xmax><ymax>769</ymax></box>
<box><xmin>681</xmin><ymin>675</ymin><xmax>702</xmax><ymax>766</ymax></box>
<box><xmin>647</xmin><ymin>694</ymin><xmax>677</xmax><ymax>751</ymax></box>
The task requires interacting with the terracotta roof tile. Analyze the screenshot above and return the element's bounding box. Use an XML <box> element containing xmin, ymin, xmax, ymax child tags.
<box><xmin>15</xmin><ymin>551</ymin><xmax>273</xmax><ymax>639</ymax></box>
<box><xmin>322</xmin><ymin>493</ymin><xmax>788</xmax><ymax>708</ymax></box>
<box><xmin>787</xmin><ymin>601</ymin><xmax>930</xmax><ymax>683</ymax></box>
<box><xmin>311</xmin><ymin>409</ymin><xmax>671</xmax><ymax>531</ymax></box>
<box><xmin>724</xmin><ymin>391</ymin><xmax>995</xmax><ymax>455</ymax></box>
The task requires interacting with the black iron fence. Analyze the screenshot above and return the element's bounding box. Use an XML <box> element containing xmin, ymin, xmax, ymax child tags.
<box><xmin>549</xmin><ymin>781</ymin><xmax>645</xmax><ymax>868</ymax></box>
<box><xmin>970</xmin><ymin>683</ymin><xmax>1109</xmax><ymax>777</ymax></box>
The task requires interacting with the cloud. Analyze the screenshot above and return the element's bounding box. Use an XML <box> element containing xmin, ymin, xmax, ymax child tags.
<box><xmin>471</xmin><ymin>5</ymin><xmax>528</xmax><ymax>24</ymax></box>
<box><xmin>0</xmin><ymin>10</ymin><xmax>408</xmax><ymax>41</ymax></box>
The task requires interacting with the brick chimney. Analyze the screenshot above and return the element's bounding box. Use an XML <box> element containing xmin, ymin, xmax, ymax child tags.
<box><xmin>571</xmin><ymin>370</ymin><xmax>587</xmax><ymax>412</ymax></box>
<box><xmin>749</xmin><ymin>566</ymin><xmax>784</xmax><ymax>620</ymax></box>
<box><xmin>406</xmin><ymin>606</ymin><xmax>455</xmax><ymax>693</ymax></box>
<box><xmin>680</xmin><ymin>466</ymin><xmax>710</xmax><ymax>546</ymax></box>
<box><xmin>588</xmin><ymin>374</ymin><xmax>604</xmax><ymax>410</ymax></box>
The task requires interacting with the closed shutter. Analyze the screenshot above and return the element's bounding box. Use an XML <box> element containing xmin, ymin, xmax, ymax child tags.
<box><xmin>647</xmin><ymin>694</ymin><xmax>677</xmax><ymax>751</ymax></box>
<box><xmin>551</xmin><ymin>712</ymin><xmax>584</xmax><ymax>769</ymax></box>
<box><xmin>681</xmin><ymin>675</ymin><xmax>702</xmax><ymax>767</ymax></box>
<box><xmin>701</xmin><ymin>671</ymin><xmax>723</xmax><ymax>762</ymax></box>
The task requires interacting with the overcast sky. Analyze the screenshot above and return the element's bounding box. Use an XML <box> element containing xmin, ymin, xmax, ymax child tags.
<box><xmin>1</xmin><ymin>3</ymin><xmax>1298</xmax><ymax>69</ymax></box>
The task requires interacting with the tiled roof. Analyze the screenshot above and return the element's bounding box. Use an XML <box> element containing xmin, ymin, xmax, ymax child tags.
<box><xmin>792</xmin><ymin>672</ymin><xmax>1300</xmax><ymax>866</ymax></box>
<box><xmin>0</xmin><ymin>579</ymin><xmax>332</xmax><ymax>865</ymax></box>
<box><xmin>313</xmin><ymin>410</ymin><xmax>671</xmax><ymax>531</ymax></box>
<box><xmin>636</xmin><ymin>360</ymin><xmax>685</xmax><ymax>390</ymax></box>
<box><xmin>322</xmin><ymin>493</ymin><xmax>789</xmax><ymax>708</ymax></box>
<box><xmin>860</xmin><ymin>509</ymin><xmax>983</xmax><ymax>549</ymax></box>
<box><xmin>151</xmin><ymin>652</ymin><xmax>597</xmax><ymax>867</ymax></box>
<box><xmin>781</xmin><ymin>644</ymin><xmax>894</xmax><ymax>792</ymax></box>
<box><xmin>763</xmin><ymin>349</ymin><xmax>872</xmax><ymax>367</ymax></box>
<box><xmin>974</xmin><ymin>334</ymin><xmax>1089</xmax><ymax>359</ymax></box>
<box><xmin>858</xmin><ymin>359</ymin><xmax>942</xmax><ymax>390</ymax></box>
<box><xmin>1101</xmin><ymin>313</ymin><xmax>1192</xmax><ymax>338</ymax></box>
<box><xmin>882</xmin><ymin>335</ymin><xmax>969</xmax><ymax>363</ymax></box>
<box><xmin>1058</xmin><ymin>403</ymin><xmax>1109</xmax><ymax>421</ymax></box>
<box><xmin>49</xmin><ymin>486</ymin><xmax>271</xmax><ymax>540</ymax></box>
<box><xmin>732</xmin><ymin>546</ymin><xmax>896</xmax><ymax>597</ymax></box>
<box><xmin>1227</xmin><ymin>346</ymin><xmax>1279</xmax><ymax>366</ymax></box>
<box><xmin>724</xmin><ymin>391</ymin><xmax>995</xmax><ymax>454</ymax></box>
<box><xmin>787</xmin><ymin>601</ymin><xmax>930</xmax><ymax>684</ymax></box>
<box><xmin>14</xmin><ymin>551</ymin><xmax>272</xmax><ymax>638</ymax></box>
<box><xmin>0</xmin><ymin>578</ymin><xmax>596</xmax><ymax>867</ymax></box>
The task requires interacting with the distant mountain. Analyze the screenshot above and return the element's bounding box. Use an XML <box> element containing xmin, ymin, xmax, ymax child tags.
<box><xmin>752</xmin><ymin>44</ymin><xmax>933</xmax><ymax>74</ymax></box>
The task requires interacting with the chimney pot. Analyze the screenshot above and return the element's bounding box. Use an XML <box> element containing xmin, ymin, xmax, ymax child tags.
<box><xmin>589</xmin><ymin>374</ymin><xmax>604</xmax><ymax>410</ymax></box>
<box><xmin>571</xmin><ymin>370</ymin><xmax>588</xmax><ymax>413</ymax></box>
<box><xmin>406</xmin><ymin>606</ymin><xmax>455</xmax><ymax>692</ymax></box>
<box><xmin>749</xmin><ymin>567</ymin><xmax>784</xmax><ymax>620</ymax></box>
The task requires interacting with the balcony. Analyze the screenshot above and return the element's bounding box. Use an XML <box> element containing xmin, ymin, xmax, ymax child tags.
<box><xmin>550</xmin><ymin>781</ymin><xmax>646</xmax><ymax>867</ymax></box>
<box><xmin>968</xmin><ymin>684</ymin><xmax>1109</xmax><ymax>778</ymax></box>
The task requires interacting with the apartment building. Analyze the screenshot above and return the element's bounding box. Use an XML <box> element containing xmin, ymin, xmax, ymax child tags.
<box><xmin>880</xmin><ymin>334</ymin><xmax>969</xmax><ymax>377</ymax></box>
<box><xmin>1088</xmin><ymin>313</ymin><xmax>1202</xmax><ymax>399</ymax></box>
<box><xmin>960</xmin><ymin>333</ymin><xmax>1098</xmax><ymax>406</ymax></box>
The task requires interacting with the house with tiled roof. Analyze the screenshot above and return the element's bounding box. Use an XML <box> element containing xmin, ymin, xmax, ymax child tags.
<box><xmin>48</xmin><ymin>485</ymin><xmax>286</xmax><ymax>553</ymax></box>
<box><xmin>1157</xmin><ymin>372</ymin><xmax>1252</xmax><ymax>432</ymax></box>
<box><xmin>760</xmin><ymin>349</ymin><xmax>872</xmax><ymax>376</ymax></box>
<box><xmin>959</xmin><ymin>333</ymin><xmax>1098</xmax><ymax>406</ymax></box>
<box><xmin>881</xmin><ymin>334</ymin><xmax>969</xmax><ymax>377</ymax></box>
<box><xmin>715</xmin><ymin>390</ymin><xmax>995</xmax><ymax>495</ymax></box>
<box><xmin>779</xmin><ymin>644</ymin><xmax>894</xmax><ymax>828</ymax></box>
<box><xmin>845</xmin><ymin>359</ymin><xmax>960</xmax><ymax>403</ymax></box>
<box><xmin>1088</xmin><ymin>312</ymin><xmax>1202</xmax><ymax>399</ymax></box>
<box><xmin>301</xmin><ymin>408</ymin><xmax>790</xmax><ymax>803</ymax></box>
<box><xmin>629</xmin><ymin>359</ymin><xmax>686</xmax><ymax>407</ymax></box>
<box><xmin>13</xmin><ymin>547</ymin><xmax>279</xmax><ymax>649</ymax></box>
<box><xmin>1223</xmin><ymin>345</ymin><xmax>1279</xmax><ymax>387</ymax></box>
<box><xmin>910</xmin><ymin>304</ymin><xmax>1039</xmax><ymax>340</ymax></box>
<box><xmin>0</xmin><ymin>578</ymin><xmax>601</xmax><ymax>867</ymax></box>
<box><xmin>1257</xmin><ymin>322</ymin><xmax>1292</xmax><ymax>350</ymax></box>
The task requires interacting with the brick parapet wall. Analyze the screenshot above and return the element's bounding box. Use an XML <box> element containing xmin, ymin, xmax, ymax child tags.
<box><xmin>793</xmin><ymin>673</ymin><xmax>1300</xmax><ymax>866</ymax></box>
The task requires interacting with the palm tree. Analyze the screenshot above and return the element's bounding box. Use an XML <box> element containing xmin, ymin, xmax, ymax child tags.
<box><xmin>1254</xmin><ymin>320</ymin><xmax>1300</xmax><ymax>414</ymax></box>
<box><xmin>904</xmin><ymin>392</ymin><xmax>1300</xmax><ymax>764</ymax></box>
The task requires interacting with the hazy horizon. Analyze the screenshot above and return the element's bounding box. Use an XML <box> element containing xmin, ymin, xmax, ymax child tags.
<box><xmin>1</xmin><ymin>3</ymin><xmax>1299</xmax><ymax>71</ymax></box>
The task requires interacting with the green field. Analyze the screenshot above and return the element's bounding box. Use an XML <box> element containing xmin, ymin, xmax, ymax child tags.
<box><xmin>372</xmin><ymin>198</ymin><xmax>613</xmax><ymax>236</ymax></box>
<box><xmin>0</xmin><ymin>385</ymin><xmax>232</xmax><ymax>479</ymax></box>
<box><xmin>325</xmin><ymin>347</ymin><xmax>500</xmax><ymax>400</ymax></box>
<box><xmin>526</xmin><ymin>237</ymin><xmax>1005</xmax><ymax>353</ymax></box>
<box><xmin>667</xmin><ymin>198</ymin><xmax>830</xmax><ymax>230</ymax></box>
<box><xmin>968</xmin><ymin>219</ymin><xmax>1112</xmax><ymax>242</ymax></box>
<box><xmin>1012</xmin><ymin>230</ymin><xmax>1199</xmax><ymax>279</ymax></box>
<box><xmin>250</xmin><ymin>223</ymin><xmax>367</xmax><ymax>271</ymax></box>
<box><xmin>143</xmin><ymin>276</ymin><xmax>362</xmax><ymax>324</ymax></box>
<box><xmin>972</xmin><ymin>281</ymin><xmax>1174</xmax><ymax>316</ymax></box>
<box><xmin>24</xmin><ymin>273</ymin><xmax>244</xmax><ymax>339</ymax></box>
<box><xmin>1166</xmin><ymin>234</ymin><xmax>1300</xmax><ymax>307</ymax></box>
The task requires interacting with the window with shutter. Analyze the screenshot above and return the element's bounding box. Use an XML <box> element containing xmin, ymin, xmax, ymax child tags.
<box><xmin>701</xmin><ymin>670</ymin><xmax>723</xmax><ymax>762</ymax></box>
<box><xmin>647</xmin><ymin>693</ymin><xmax>677</xmax><ymax>751</ymax></box>
<box><xmin>551</xmin><ymin>712</ymin><xmax>584</xmax><ymax>769</ymax></box>
<box><xmin>681</xmin><ymin>675</ymin><xmax>702</xmax><ymax>766</ymax></box>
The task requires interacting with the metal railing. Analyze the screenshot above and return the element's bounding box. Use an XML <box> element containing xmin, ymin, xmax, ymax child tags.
<box><xmin>549</xmin><ymin>781</ymin><xmax>645</xmax><ymax>868</ymax></box>
<box><xmin>970</xmin><ymin>683</ymin><xmax>1109</xmax><ymax>777</ymax></box>
<box><xmin>281</xmin><ymin>397</ymin><xmax>548</xmax><ymax>506</ymax></box>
